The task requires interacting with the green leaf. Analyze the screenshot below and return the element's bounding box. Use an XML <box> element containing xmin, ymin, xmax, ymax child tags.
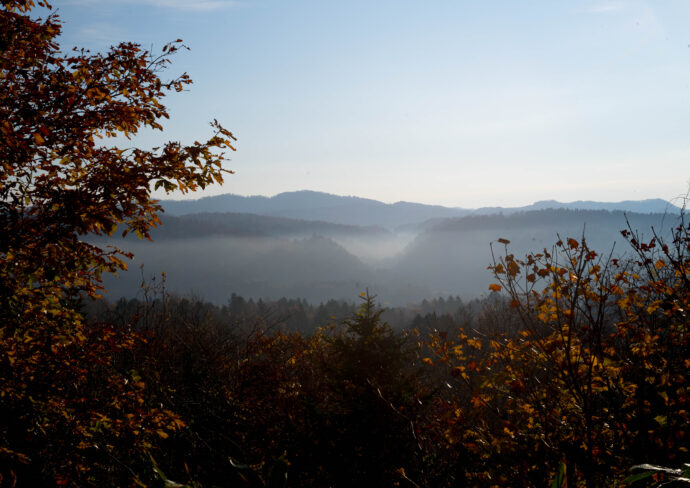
<box><xmin>550</xmin><ymin>461</ymin><xmax>566</xmax><ymax>488</ymax></box>
<box><xmin>623</xmin><ymin>471</ymin><xmax>655</xmax><ymax>484</ymax></box>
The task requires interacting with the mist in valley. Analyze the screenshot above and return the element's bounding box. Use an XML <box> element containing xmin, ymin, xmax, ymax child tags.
<box><xmin>98</xmin><ymin>201</ymin><xmax>680</xmax><ymax>306</ymax></box>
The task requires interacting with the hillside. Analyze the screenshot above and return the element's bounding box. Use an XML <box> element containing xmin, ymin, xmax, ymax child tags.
<box><xmin>138</xmin><ymin>212</ymin><xmax>391</xmax><ymax>240</ymax></box>
<box><xmin>100</xmin><ymin>207</ymin><xmax>681</xmax><ymax>305</ymax></box>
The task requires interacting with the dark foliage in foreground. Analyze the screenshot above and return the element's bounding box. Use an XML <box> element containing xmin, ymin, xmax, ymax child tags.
<box><xmin>77</xmin><ymin>214</ymin><xmax>688</xmax><ymax>487</ymax></box>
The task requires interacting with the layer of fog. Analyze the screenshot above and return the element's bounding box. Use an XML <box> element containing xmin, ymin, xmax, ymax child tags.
<box><xmin>328</xmin><ymin>231</ymin><xmax>418</xmax><ymax>265</ymax></box>
<box><xmin>98</xmin><ymin>210</ymin><xmax>678</xmax><ymax>306</ymax></box>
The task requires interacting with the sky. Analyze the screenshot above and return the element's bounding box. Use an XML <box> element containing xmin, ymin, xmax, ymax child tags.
<box><xmin>50</xmin><ymin>0</ymin><xmax>690</xmax><ymax>208</ymax></box>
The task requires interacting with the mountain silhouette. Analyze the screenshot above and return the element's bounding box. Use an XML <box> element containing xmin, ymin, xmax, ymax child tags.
<box><xmin>161</xmin><ymin>190</ymin><xmax>681</xmax><ymax>228</ymax></box>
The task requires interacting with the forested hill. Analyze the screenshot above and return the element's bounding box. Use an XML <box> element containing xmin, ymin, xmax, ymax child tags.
<box><xmin>473</xmin><ymin>198</ymin><xmax>680</xmax><ymax>215</ymax></box>
<box><xmin>137</xmin><ymin>212</ymin><xmax>391</xmax><ymax>240</ymax></box>
<box><xmin>429</xmin><ymin>208</ymin><xmax>675</xmax><ymax>234</ymax></box>
<box><xmin>99</xmin><ymin>207</ymin><xmax>681</xmax><ymax>305</ymax></box>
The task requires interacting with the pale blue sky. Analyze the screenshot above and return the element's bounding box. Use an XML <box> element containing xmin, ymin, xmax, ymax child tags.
<box><xmin>52</xmin><ymin>0</ymin><xmax>690</xmax><ymax>207</ymax></box>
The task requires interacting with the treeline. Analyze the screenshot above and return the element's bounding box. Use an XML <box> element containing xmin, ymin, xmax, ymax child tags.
<box><xmin>87</xmin><ymin>290</ymin><xmax>492</xmax><ymax>336</ymax></box>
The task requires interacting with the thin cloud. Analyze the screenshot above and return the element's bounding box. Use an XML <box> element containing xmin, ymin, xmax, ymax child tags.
<box><xmin>76</xmin><ymin>22</ymin><xmax>127</xmax><ymax>44</ymax></box>
<box><xmin>144</xmin><ymin>0</ymin><xmax>243</xmax><ymax>11</ymax></box>
<box><xmin>64</xmin><ymin>0</ymin><xmax>243</xmax><ymax>12</ymax></box>
<box><xmin>582</xmin><ymin>2</ymin><xmax>626</xmax><ymax>14</ymax></box>
<box><xmin>579</xmin><ymin>2</ymin><xmax>664</xmax><ymax>39</ymax></box>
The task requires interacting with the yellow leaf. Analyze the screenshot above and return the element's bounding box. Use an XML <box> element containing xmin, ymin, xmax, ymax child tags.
<box><xmin>33</xmin><ymin>132</ymin><xmax>44</xmax><ymax>144</ymax></box>
<box><xmin>466</xmin><ymin>338</ymin><xmax>482</xmax><ymax>350</ymax></box>
<box><xmin>489</xmin><ymin>283</ymin><xmax>502</xmax><ymax>292</ymax></box>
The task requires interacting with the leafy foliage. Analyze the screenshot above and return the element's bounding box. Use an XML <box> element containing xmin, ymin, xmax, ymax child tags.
<box><xmin>454</xmin><ymin>215</ymin><xmax>689</xmax><ymax>487</ymax></box>
<box><xmin>0</xmin><ymin>0</ymin><xmax>234</xmax><ymax>484</ymax></box>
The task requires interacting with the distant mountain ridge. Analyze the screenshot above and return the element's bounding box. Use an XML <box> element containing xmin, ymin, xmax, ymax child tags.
<box><xmin>160</xmin><ymin>190</ymin><xmax>682</xmax><ymax>228</ymax></box>
<box><xmin>477</xmin><ymin>198</ymin><xmax>680</xmax><ymax>216</ymax></box>
<box><xmin>161</xmin><ymin>190</ymin><xmax>467</xmax><ymax>227</ymax></box>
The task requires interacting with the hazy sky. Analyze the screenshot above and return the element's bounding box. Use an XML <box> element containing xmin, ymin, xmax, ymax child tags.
<box><xmin>52</xmin><ymin>0</ymin><xmax>690</xmax><ymax>208</ymax></box>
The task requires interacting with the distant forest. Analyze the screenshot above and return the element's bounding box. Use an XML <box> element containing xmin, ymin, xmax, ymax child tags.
<box><xmin>86</xmin><ymin>291</ymin><xmax>496</xmax><ymax>336</ymax></box>
<box><xmin>95</xmin><ymin>207</ymin><xmax>680</xmax><ymax>305</ymax></box>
